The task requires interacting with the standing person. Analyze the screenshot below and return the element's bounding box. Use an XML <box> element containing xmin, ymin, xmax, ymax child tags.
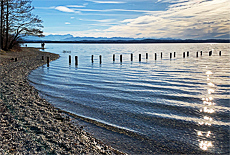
<box><xmin>41</xmin><ymin>43</ymin><xmax>45</xmax><ymax>49</ymax></box>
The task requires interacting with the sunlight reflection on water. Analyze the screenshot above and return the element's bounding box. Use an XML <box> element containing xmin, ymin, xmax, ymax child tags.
<box><xmin>198</xmin><ymin>69</ymin><xmax>217</xmax><ymax>151</ymax></box>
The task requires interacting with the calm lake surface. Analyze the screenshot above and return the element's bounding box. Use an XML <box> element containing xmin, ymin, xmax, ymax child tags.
<box><xmin>28</xmin><ymin>43</ymin><xmax>230</xmax><ymax>154</ymax></box>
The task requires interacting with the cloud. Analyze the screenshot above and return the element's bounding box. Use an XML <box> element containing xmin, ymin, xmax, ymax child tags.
<box><xmin>55</xmin><ymin>6</ymin><xmax>75</xmax><ymax>13</ymax></box>
<box><xmin>47</xmin><ymin>0</ymin><xmax>229</xmax><ymax>39</ymax></box>
<box><xmin>65</xmin><ymin>22</ymin><xmax>71</xmax><ymax>25</ymax></box>
<box><xmin>67</xmin><ymin>5</ymin><xmax>86</xmax><ymax>8</ymax></box>
<box><xmin>81</xmin><ymin>19</ymin><xmax>116</xmax><ymax>23</ymax></box>
<box><xmin>81</xmin><ymin>0</ymin><xmax>229</xmax><ymax>39</ymax></box>
<box><xmin>52</xmin><ymin>5</ymin><xmax>156</xmax><ymax>15</ymax></box>
<box><xmin>35</xmin><ymin>6</ymin><xmax>56</xmax><ymax>10</ymax></box>
<box><xmin>86</xmin><ymin>0</ymin><xmax>126</xmax><ymax>4</ymax></box>
<box><xmin>109</xmin><ymin>9</ymin><xmax>155</xmax><ymax>14</ymax></box>
<box><xmin>71</xmin><ymin>8</ymin><xmax>156</xmax><ymax>14</ymax></box>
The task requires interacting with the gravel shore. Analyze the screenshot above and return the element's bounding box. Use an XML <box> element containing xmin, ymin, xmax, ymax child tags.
<box><xmin>0</xmin><ymin>47</ymin><xmax>123</xmax><ymax>154</ymax></box>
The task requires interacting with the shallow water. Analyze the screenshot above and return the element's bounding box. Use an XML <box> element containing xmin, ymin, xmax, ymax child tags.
<box><xmin>28</xmin><ymin>43</ymin><xmax>230</xmax><ymax>154</ymax></box>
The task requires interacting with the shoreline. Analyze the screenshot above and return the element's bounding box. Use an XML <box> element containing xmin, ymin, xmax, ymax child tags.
<box><xmin>22</xmin><ymin>39</ymin><xmax>230</xmax><ymax>44</ymax></box>
<box><xmin>0</xmin><ymin>47</ymin><xmax>124</xmax><ymax>154</ymax></box>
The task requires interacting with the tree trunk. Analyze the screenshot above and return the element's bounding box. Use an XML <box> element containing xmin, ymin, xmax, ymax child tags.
<box><xmin>0</xmin><ymin>0</ymin><xmax>3</xmax><ymax>50</ymax></box>
<box><xmin>8</xmin><ymin>33</ymin><xmax>19</xmax><ymax>50</ymax></box>
<box><xmin>4</xmin><ymin>0</ymin><xmax>8</xmax><ymax>50</ymax></box>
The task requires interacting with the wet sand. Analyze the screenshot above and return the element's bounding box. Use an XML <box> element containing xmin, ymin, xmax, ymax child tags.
<box><xmin>0</xmin><ymin>47</ymin><xmax>124</xmax><ymax>154</ymax></box>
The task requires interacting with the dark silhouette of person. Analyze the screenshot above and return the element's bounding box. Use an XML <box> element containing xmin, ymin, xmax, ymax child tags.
<box><xmin>41</xmin><ymin>43</ymin><xmax>45</xmax><ymax>49</ymax></box>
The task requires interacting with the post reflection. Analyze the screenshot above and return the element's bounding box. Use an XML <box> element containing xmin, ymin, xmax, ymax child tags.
<box><xmin>197</xmin><ymin>69</ymin><xmax>216</xmax><ymax>151</ymax></box>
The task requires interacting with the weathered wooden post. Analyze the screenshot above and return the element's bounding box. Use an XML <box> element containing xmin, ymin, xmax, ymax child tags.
<box><xmin>120</xmin><ymin>55</ymin><xmax>122</xmax><ymax>63</ymax></box>
<box><xmin>161</xmin><ymin>52</ymin><xmax>162</xmax><ymax>59</ymax></box>
<box><xmin>91</xmin><ymin>55</ymin><xmax>94</xmax><ymax>63</ymax></box>
<box><xmin>209</xmin><ymin>51</ymin><xmax>212</xmax><ymax>56</ymax></box>
<box><xmin>15</xmin><ymin>58</ymin><xmax>17</xmax><ymax>62</ymax></box>
<box><xmin>47</xmin><ymin>57</ymin><xmax>50</xmax><ymax>67</ymax></box>
<box><xmin>146</xmin><ymin>53</ymin><xmax>148</xmax><ymax>59</ymax></box>
<box><xmin>42</xmin><ymin>56</ymin><xmax>44</xmax><ymax>60</ymax></box>
<box><xmin>75</xmin><ymin>56</ymin><xmax>78</xmax><ymax>66</ymax></box>
<box><xmin>131</xmin><ymin>53</ymin><xmax>133</xmax><ymax>61</ymax></box>
<box><xmin>219</xmin><ymin>51</ymin><xmax>221</xmax><ymax>56</ymax></box>
<box><xmin>170</xmin><ymin>53</ymin><xmax>172</xmax><ymax>59</ymax></box>
<box><xmin>139</xmin><ymin>54</ymin><xmax>141</xmax><ymax>62</ymax></box>
<box><xmin>183</xmin><ymin>52</ymin><xmax>185</xmax><ymax>58</ymax></box>
<box><xmin>155</xmin><ymin>53</ymin><xmax>157</xmax><ymax>60</ymax></box>
<box><xmin>200</xmin><ymin>51</ymin><xmax>202</xmax><ymax>56</ymax></box>
<box><xmin>187</xmin><ymin>51</ymin><xmax>189</xmax><ymax>57</ymax></box>
<box><xmin>196</xmin><ymin>52</ymin><xmax>199</xmax><ymax>57</ymax></box>
<box><xmin>174</xmin><ymin>52</ymin><xmax>176</xmax><ymax>57</ymax></box>
<box><xmin>113</xmin><ymin>54</ymin><xmax>115</xmax><ymax>62</ymax></box>
<box><xmin>99</xmin><ymin>55</ymin><xmax>102</xmax><ymax>64</ymax></box>
<box><xmin>69</xmin><ymin>55</ymin><xmax>71</xmax><ymax>64</ymax></box>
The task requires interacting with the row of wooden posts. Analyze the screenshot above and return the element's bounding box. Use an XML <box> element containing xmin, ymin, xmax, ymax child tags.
<box><xmin>45</xmin><ymin>51</ymin><xmax>222</xmax><ymax>67</ymax></box>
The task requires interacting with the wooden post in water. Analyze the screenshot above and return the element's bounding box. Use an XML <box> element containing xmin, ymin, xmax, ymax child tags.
<box><xmin>113</xmin><ymin>54</ymin><xmax>115</xmax><ymax>62</ymax></box>
<box><xmin>200</xmin><ymin>51</ymin><xmax>202</xmax><ymax>56</ymax></box>
<box><xmin>219</xmin><ymin>51</ymin><xmax>221</xmax><ymax>56</ymax></box>
<box><xmin>15</xmin><ymin>58</ymin><xmax>17</xmax><ymax>62</ymax></box>
<box><xmin>170</xmin><ymin>53</ymin><xmax>172</xmax><ymax>59</ymax></box>
<box><xmin>161</xmin><ymin>52</ymin><xmax>162</xmax><ymax>59</ymax></box>
<box><xmin>209</xmin><ymin>51</ymin><xmax>212</xmax><ymax>56</ymax></box>
<box><xmin>187</xmin><ymin>51</ymin><xmax>189</xmax><ymax>57</ymax></box>
<box><xmin>47</xmin><ymin>57</ymin><xmax>50</xmax><ymax>67</ymax></box>
<box><xmin>183</xmin><ymin>52</ymin><xmax>185</xmax><ymax>58</ymax></box>
<box><xmin>99</xmin><ymin>55</ymin><xmax>102</xmax><ymax>64</ymax></box>
<box><xmin>131</xmin><ymin>53</ymin><xmax>133</xmax><ymax>61</ymax></box>
<box><xmin>155</xmin><ymin>53</ymin><xmax>157</xmax><ymax>60</ymax></box>
<box><xmin>146</xmin><ymin>53</ymin><xmax>148</xmax><ymax>59</ymax></box>
<box><xmin>75</xmin><ymin>56</ymin><xmax>78</xmax><ymax>66</ymax></box>
<box><xmin>91</xmin><ymin>55</ymin><xmax>94</xmax><ymax>63</ymax></box>
<box><xmin>196</xmin><ymin>52</ymin><xmax>199</xmax><ymax>57</ymax></box>
<box><xmin>69</xmin><ymin>55</ymin><xmax>71</xmax><ymax>64</ymax></box>
<box><xmin>139</xmin><ymin>54</ymin><xmax>141</xmax><ymax>62</ymax></box>
<box><xmin>42</xmin><ymin>56</ymin><xmax>44</xmax><ymax>60</ymax></box>
<box><xmin>174</xmin><ymin>52</ymin><xmax>176</xmax><ymax>57</ymax></box>
<box><xmin>120</xmin><ymin>55</ymin><xmax>122</xmax><ymax>63</ymax></box>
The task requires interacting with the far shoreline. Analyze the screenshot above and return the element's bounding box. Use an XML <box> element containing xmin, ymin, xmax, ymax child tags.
<box><xmin>21</xmin><ymin>39</ymin><xmax>230</xmax><ymax>44</ymax></box>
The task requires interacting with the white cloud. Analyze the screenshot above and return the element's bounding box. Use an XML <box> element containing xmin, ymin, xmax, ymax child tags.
<box><xmin>65</xmin><ymin>22</ymin><xmax>71</xmax><ymax>25</ymax></box>
<box><xmin>35</xmin><ymin>6</ymin><xmax>55</xmax><ymax>9</ymax></box>
<box><xmin>67</xmin><ymin>5</ymin><xmax>86</xmax><ymax>8</ymax></box>
<box><xmin>81</xmin><ymin>19</ymin><xmax>116</xmax><ymax>23</ymax></box>
<box><xmin>79</xmin><ymin>0</ymin><xmax>229</xmax><ymax>39</ymax></box>
<box><xmin>72</xmin><ymin>8</ymin><xmax>156</xmax><ymax>14</ymax></box>
<box><xmin>109</xmin><ymin>9</ymin><xmax>155</xmax><ymax>14</ymax></box>
<box><xmin>52</xmin><ymin>5</ymin><xmax>156</xmax><ymax>15</ymax></box>
<box><xmin>47</xmin><ymin>0</ymin><xmax>229</xmax><ymax>39</ymax></box>
<box><xmin>55</xmin><ymin>6</ymin><xmax>75</xmax><ymax>13</ymax></box>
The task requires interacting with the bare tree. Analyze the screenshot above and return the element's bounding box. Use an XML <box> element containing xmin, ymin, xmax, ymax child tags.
<box><xmin>1</xmin><ymin>0</ymin><xmax>43</xmax><ymax>50</ymax></box>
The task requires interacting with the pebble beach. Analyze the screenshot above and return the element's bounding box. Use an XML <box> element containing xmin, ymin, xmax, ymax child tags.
<box><xmin>0</xmin><ymin>47</ymin><xmax>123</xmax><ymax>154</ymax></box>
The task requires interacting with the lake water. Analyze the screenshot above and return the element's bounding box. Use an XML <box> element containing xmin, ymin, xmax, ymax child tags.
<box><xmin>27</xmin><ymin>43</ymin><xmax>230</xmax><ymax>154</ymax></box>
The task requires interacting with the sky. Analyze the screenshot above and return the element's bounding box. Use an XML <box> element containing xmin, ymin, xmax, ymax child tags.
<box><xmin>31</xmin><ymin>0</ymin><xmax>230</xmax><ymax>39</ymax></box>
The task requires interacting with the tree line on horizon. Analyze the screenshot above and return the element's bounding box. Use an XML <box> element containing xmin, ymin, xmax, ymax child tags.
<box><xmin>0</xmin><ymin>0</ymin><xmax>43</xmax><ymax>51</ymax></box>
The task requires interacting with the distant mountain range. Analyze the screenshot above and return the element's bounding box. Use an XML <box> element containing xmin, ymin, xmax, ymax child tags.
<box><xmin>22</xmin><ymin>34</ymin><xmax>177</xmax><ymax>41</ymax></box>
<box><xmin>22</xmin><ymin>34</ymin><xmax>229</xmax><ymax>43</ymax></box>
